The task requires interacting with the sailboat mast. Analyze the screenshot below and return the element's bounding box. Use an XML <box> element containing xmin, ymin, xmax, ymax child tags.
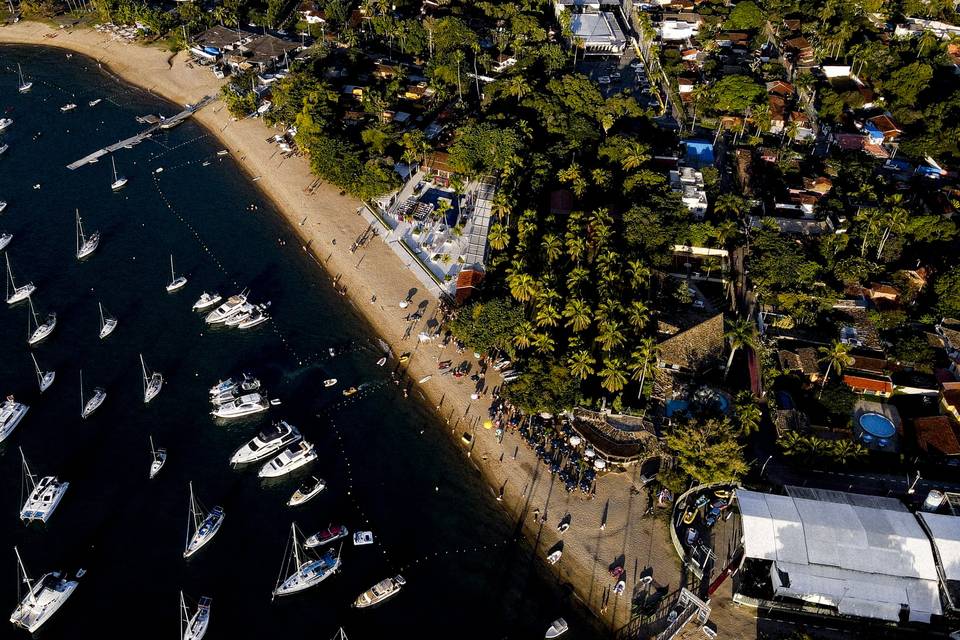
<box><xmin>80</xmin><ymin>369</ymin><xmax>85</xmax><ymax>412</ymax></box>
<box><xmin>186</xmin><ymin>482</ymin><xmax>198</xmax><ymax>552</ymax></box>
<box><xmin>76</xmin><ymin>210</ymin><xmax>81</xmax><ymax>255</ymax></box>
<box><xmin>31</xmin><ymin>353</ymin><xmax>40</xmax><ymax>379</ymax></box>
<box><xmin>19</xmin><ymin>448</ymin><xmax>37</xmax><ymax>496</ymax></box>
<box><xmin>291</xmin><ymin>522</ymin><xmax>302</xmax><ymax>569</ymax></box>
<box><xmin>112</xmin><ymin>157</ymin><xmax>118</xmax><ymax>182</ymax></box>
<box><xmin>140</xmin><ymin>354</ymin><xmax>148</xmax><ymax>392</ymax></box>
<box><xmin>13</xmin><ymin>547</ymin><xmax>36</xmax><ymax>606</ymax></box>
<box><xmin>170</xmin><ymin>255</ymin><xmax>175</xmax><ymax>281</ymax></box>
<box><xmin>6</xmin><ymin>253</ymin><xmax>15</xmax><ymax>296</ymax></box>
<box><xmin>99</xmin><ymin>302</ymin><xmax>105</xmax><ymax>328</ymax></box>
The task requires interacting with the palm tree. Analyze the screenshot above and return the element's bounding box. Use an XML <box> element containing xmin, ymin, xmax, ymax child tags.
<box><xmin>557</xmin><ymin>163</ymin><xmax>582</xmax><ymax>185</ymax></box>
<box><xmin>876</xmin><ymin>204</ymin><xmax>908</xmax><ymax>260</ymax></box>
<box><xmin>620</xmin><ymin>141</ymin><xmax>651</xmax><ymax>171</ymax></box>
<box><xmin>599</xmin><ymin>357</ymin><xmax>628</xmax><ymax>393</ymax></box>
<box><xmin>592</xmin><ymin>168</ymin><xmax>611</xmax><ymax>187</ymax></box>
<box><xmin>541</xmin><ymin>234</ymin><xmax>563</xmax><ymax>264</ymax></box>
<box><xmin>627</xmin><ymin>301</ymin><xmax>650</xmax><ymax>329</ymax></box>
<box><xmin>713</xmin><ymin>220</ymin><xmax>739</xmax><ymax>248</ymax></box>
<box><xmin>829</xmin><ymin>439</ymin><xmax>866</xmax><ymax>465</ymax></box>
<box><xmin>713</xmin><ymin>194</ymin><xmax>746</xmax><ymax>219</ymax></box>
<box><xmin>630</xmin><ymin>337</ymin><xmax>659</xmax><ymax>399</ymax></box>
<box><xmin>507</xmin><ymin>272</ymin><xmax>537</xmax><ymax>302</ymax></box>
<box><xmin>505</xmin><ymin>74</ymin><xmax>530</xmax><ymax>104</ymax></box>
<box><xmin>818</xmin><ymin>340</ymin><xmax>854</xmax><ymax>397</ymax></box>
<box><xmin>568</xmin><ymin>350</ymin><xmax>596</xmax><ymax>380</ymax></box>
<box><xmin>532</xmin><ymin>332</ymin><xmax>555</xmax><ymax>355</ymax></box>
<box><xmin>563</xmin><ymin>299</ymin><xmax>592</xmax><ymax>332</ymax></box>
<box><xmin>491</xmin><ymin>192</ymin><xmax>512</xmax><ymax>219</ymax></box>
<box><xmin>596</xmin><ymin>319</ymin><xmax>626</xmax><ymax>352</ymax></box>
<box><xmin>627</xmin><ymin>260</ymin><xmax>651</xmax><ymax>293</ymax></box>
<box><xmin>734</xmin><ymin>391</ymin><xmax>761</xmax><ymax>435</ymax></box>
<box><xmin>513</xmin><ymin>322</ymin><xmax>536</xmax><ymax>349</ymax></box>
<box><xmin>779</xmin><ymin>431</ymin><xmax>805</xmax><ymax>458</ymax></box>
<box><xmin>488</xmin><ymin>223</ymin><xmax>510</xmax><ymax>251</ymax></box>
<box><xmin>855</xmin><ymin>207</ymin><xmax>883</xmax><ymax>257</ymax></box>
<box><xmin>565</xmin><ymin>236</ymin><xmax>586</xmax><ymax>263</ymax></box>
<box><xmin>535</xmin><ymin>303</ymin><xmax>561</xmax><ymax>328</ymax></box>
<box><xmin>566</xmin><ymin>266</ymin><xmax>590</xmax><ymax>292</ymax></box>
<box><xmin>723</xmin><ymin>318</ymin><xmax>757</xmax><ymax>380</ymax></box>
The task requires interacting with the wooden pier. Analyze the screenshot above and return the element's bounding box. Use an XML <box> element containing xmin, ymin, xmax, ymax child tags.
<box><xmin>66</xmin><ymin>95</ymin><xmax>215</xmax><ymax>170</ymax></box>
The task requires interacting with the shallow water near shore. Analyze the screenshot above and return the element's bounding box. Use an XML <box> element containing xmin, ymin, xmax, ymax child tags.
<box><xmin>0</xmin><ymin>46</ymin><xmax>603</xmax><ymax>639</ymax></box>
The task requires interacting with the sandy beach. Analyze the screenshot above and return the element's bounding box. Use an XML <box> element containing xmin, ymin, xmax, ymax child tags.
<box><xmin>0</xmin><ymin>21</ymin><xmax>757</xmax><ymax>637</ymax></box>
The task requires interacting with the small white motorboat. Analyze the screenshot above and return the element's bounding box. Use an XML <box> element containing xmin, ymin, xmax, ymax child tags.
<box><xmin>353</xmin><ymin>575</ymin><xmax>405</xmax><ymax>609</ymax></box>
<box><xmin>376</xmin><ymin>356</ymin><xmax>387</xmax><ymax>366</ymax></box>
<box><xmin>193</xmin><ymin>292</ymin><xmax>222</xmax><ymax>311</ymax></box>
<box><xmin>60</xmin><ymin>103</ymin><xmax>77</xmax><ymax>112</ymax></box>
<box><xmin>323</xmin><ymin>378</ymin><xmax>337</xmax><ymax>387</ymax></box>
<box><xmin>545</xmin><ymin>618</ymin><xmax>569</xmax><ymax>639</ymax></box>
<box><xmin>353</xmin><ymin>531</ymin><xmax>374</xmax><ymax>546</ymax></box>
<box><xmin>0</xmin><ymin>232</ymin><xmax>11</xmax><ymax>251</ymax></box>
<box><xmin>304</xmin><ymin>525</ymin><xmax>349</xmax><ymax>549</ymax></box>
<box><xmin>0</xmin><ymin>118</ymin><xmax>12</xmax><ymax>131</ymax></box>
<box><xmin>88</xmin><ymin>98</ymin><xmax>102</xmax><ymax>107</ymax></box>
<box><xmin>287</xmin><ymin>476</ymin><xmax>326</xmax><ymax>507</ymax></box>
<box><xmin>258</xmin><ymin>440</ymin><xmax>317</xmax><ymax>478</ymax></box>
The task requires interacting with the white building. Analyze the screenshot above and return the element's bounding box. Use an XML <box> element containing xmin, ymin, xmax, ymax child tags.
<box><xmin>659</xmin><ymin>13</ymin><xmax>702</xmax><ymax>41</ymax></box>
<box><xmin>670</xmin><ymin>166</ymin><xmax>708</xmax><ymax>219</ymax></box>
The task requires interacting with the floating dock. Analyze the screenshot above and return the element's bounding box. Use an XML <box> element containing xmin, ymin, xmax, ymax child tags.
<box><xmin>66</xmin><ymin>95</ymin><xmax>215</xmax><ymax>170</ymax></box>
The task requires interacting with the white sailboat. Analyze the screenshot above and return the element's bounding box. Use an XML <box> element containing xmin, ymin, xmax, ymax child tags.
<box><xmin>0</xmin><ymin>232</ymin><xmax>11</xmax><ymax>251</ymax></box>
<box><xmin>166</xmin><ymin>255</ymin><xmax>187</xmax><ymax>292</ymax></box>
<box><xmin>19</xmin><ymin>448</ymin><xmax>69</xmax><ymax>523</ymax></box>
<box><xmin>75</xmin><ymin>210</ymin><xmax>100</xmax><ymax>260</ymax></box>
<box><xmin>9</xmin><ymin>547</ymin><xmax>78</xmax><ymax>633</ymax></box>
<box><xmin>17</xmin><ymin>64</ymin><xmax>32</xmax><ymax>93</ymax></box>
<box><xmin>110</xmin><ymin>157</ymin><xmax>128</xmax><ymax>191</ymax></box>
<box><xmin>149</xmin><ymin>436</ymin><xmax>167</xmax><ymax>479</ymax></box>
<box><xmin>180</xmin><ymin>592</ymin><xmax>211</xmax><ymax>640</ymax></box>
<box><xmin>141</xmin><ymin>354</ymin><xmax>163</xmax><ymax>403</ymax></box>
<box><xmin>6</xmin><ymin>253</ymin><xmax>35</xmax><ymax>304</ymax></box>
<box><xmin>183</xmin><ymin>482</ymin><xmax>224</xmax><ymax>558</ymax></box>
<box><xmin>26</xmin><ymin>297</ymin><xmax>55</xmax><ymax>346</ymax></box>
<box><xmin>272</xmin><ymin>523</ymin><xmax>341</xmax><ymax>598</ymax></box>
<box><xmin>31</xmin><ymin>353</ymin><xmax>54</xmax><ymax>393</ymax></box>
<box><xmin>0</xmin><ymin>395</ymin><xmax>29</xmax><ymax>445</ymax></box>
<box><xmin>98</xmin><ymin>302</ymin><xmax>118</xmax><ymax>339</ymax></box>
<box><xmin>80</xmin><ymin>370</ymin><xmax>106</xmax><ymax>419</ymax></box>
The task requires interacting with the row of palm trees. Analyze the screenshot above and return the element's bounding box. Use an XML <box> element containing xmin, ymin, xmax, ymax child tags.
<box><xmin>780</xmin><ymin>431</ymin><xmax>867</xmax><ymax>465</ymax></box>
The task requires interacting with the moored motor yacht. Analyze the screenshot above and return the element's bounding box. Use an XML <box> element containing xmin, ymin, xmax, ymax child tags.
<box><xmin>193</xmin><ymin>292</ymin><xmax>222</xmax><ymax>311</ymax></box>
<box><xmin>258</xmin><ymin>440</ymin><xmax>316</xmax><ymax>478</ymax></box>
<box><xmin>304</xmin><ymin>525</ymin><xmax>349</xmax><ymax>549</ymax></box>
<box><xmin>287</xmin><ymin>476</ymin><xmax>325</xmax><ymax>507</ymax></box>
<box><xmin>211</xmin><ymin>392</ymin><xmax>268</xmax><ymax>419</ymax></box>
<box><xmin>0</xmin><ymin>395</ymin><xmax>28</xmax><ymax>444</ymax></box>
<box><xmin>222</xmin><ymin>302</ymin><xmax>254</xmax><ymax>327</ymax></box>
<box><xmin>237</xmin><ymin>303</ymin><xmax>270</xmax><ymax>328</ymax></box>
<box><xmin>209</xmin><ymin>373</ymin><xmax>259</xmax><ymax>398</ymax></box>
<box><xmin>352</xmin><ymin>575</ymin><xmax>405</xmax><ymax>609</ymax></box>
<box><xmin>205</xmin><ymin>290</ymin><xmax>249</xmax><ymax>324</ymax></box>
<box><xmin>60</xmin><ymin>103</ymin><xmax>77</xmax><ymax>112</ymax></box>
<box><xmin>545</xmin><ymin>618</ymin><xmax>569</xmax><ymax>639</ymax></box>
<box><xmin>230</xmin><ymin>421</ymin><xmax>301</xmax><ymax>465</ymax></box>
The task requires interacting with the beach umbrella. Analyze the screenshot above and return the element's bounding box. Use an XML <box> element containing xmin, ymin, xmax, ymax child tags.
<box><xmin>483</xmin><ymin>420</ymin><xmax>493</xmax><ymax>429</ymax></box>
<box><xmin>585</xmin><ymin>448</ymin><xmax>595</xmax><ymax>458</ymax></box>
<box><xmin>540</xmin><ymin>412</ymin><xmax>553</xmax><ymax>419</ymax></box>
<box><xmin>569</xmin><ymin>435</ymin><xmax>582</xmax><ymax>446</ymax></box>
<box><xmin>594</xmin><ymin>459</ymin><xmax>606</xmax><ymax>470</ymax></box>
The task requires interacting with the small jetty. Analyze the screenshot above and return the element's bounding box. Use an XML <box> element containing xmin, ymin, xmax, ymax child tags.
<box><xmin>66</xmin><ymin>95</ymin><xmax>215</xmax><ymax>170</ymax></box>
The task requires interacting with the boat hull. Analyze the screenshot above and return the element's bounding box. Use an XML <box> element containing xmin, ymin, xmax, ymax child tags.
<box><xmin>0</xmin><ymin>402</ymin><xmax>28</xmax><ymax>444</ymax></box>
<box><xmin>9</xmin><ymin>575</ymin><xmax>77</xmax><ymax>633</ymax></box>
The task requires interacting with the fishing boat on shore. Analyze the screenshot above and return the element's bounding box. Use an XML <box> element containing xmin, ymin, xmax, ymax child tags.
<box><xmin>304</xmin><ymin>525</ymin><xmax>349</xmax><ymax>549</ymax></box>
<box><xmin>110</xmin><ymin>156</ymin><xmax>127</xmax><ymax>191</ymax></box>
<box><xmin>273</xmin><ymin>523</ymin><xmax>341</xmax><ymax>598</ymax></box>
<box><xmin>180</xmin><ymin>592</ymin><xmax>211</xmax><ymax>640</ymax></box>
<box><xmin>193</xmin><ymin>292</ymin><xmax>221</xmax><ymax>311</ymax></box>
<box><xmin>183</xmin><ymin>482</ymin><xmax>224</xmax><ymax>558</ymax></box>
<box><xmin>287</xmin><ymin>476</ymin><xmax>325</xmax><ymax>507</ymax></box>
<box><xmin>17</xmin><ymin>64</ymin><xmax>32</xmax><ymax>93</ymax></box>
<box><xmin>547</xmin><ymin>549</ymin><xmax>562</xmax><ymax>565</ymax></box>
<box><xmin>80</xmin><ymin>370</ymin><xmax>106</xmax><ymax>419</ymax></box>
<box><xmin>31</xmin><ymin>353</ymin><xmax>54</xmax><ymax>394</ymax></box>
<box><xmin>545</xmin><ymin>618</ymin><xmax>569</xmax><ymax>639</ymax></box>
<box><xmin>98</xmin><ymin>302</ymin><xmax>117</xmax><ymax>339</ymax></box>
<box><xmin>19</xmin><ymin>448</ymin><xmax>69</xmax><ymax>523</ymax></box>
<box><xmin>149</xmin><ymin>436</ymin><xmax>166</xmax><ymax>479</ymax></box>
<box><xmin>230</xmin><ymin>421</ymin><xmax>300</xmax><ymax>465</ymax></box>
<box><xmin>352</xmin><ymin>575</ymin><xmax>405</xmax><ymax>609</ymax></box>
<box><xmin>211</xmin><ymin>392</ymin><xmax>268</xmax><ymax>419</ymax></box>
<box><xmin>0</xmin><ymin>395</ymin><xmax>28</xmax><ymax>444</ymax></box>
<box><xmin>75</xmin><ymin>210</ymin><xmax>100</xmax><ymax>260</ymax></box>
<box><xmin>141</xmin><ymin>354</ymin><xmax>163</xmax><ymax>403</ymax></box>
<box><xmin>26</xmin><ymin>298</ymin><xmax>56</xmax><ymax>346</ymax></box>
<box><xmin>258</xmin><ymin>440</ymin><xmax>316</xmax><ymax>478</ymax></box>
<box><xmin>0</xmin><ymin>233</ymin><xmax>11</xmax><ymax>251</ymax></box>
<box><xmin>9</xmin><ymin>547</ymin><xmax>78</xmax><ymax>633</ymax></box>
<box><xmin>6</xmin><ymin>254</ymin><xmax>36</xmax><ymax>304</ymax></box>
<box><xmin>204</xmin><ymin>290</ymin><xmax>248</xmax><ymax>323</ymax></box>
<box><xmin>166</xmin><ymin>255</ymin><xmax>188</xmax><ymax>292</ymax></box>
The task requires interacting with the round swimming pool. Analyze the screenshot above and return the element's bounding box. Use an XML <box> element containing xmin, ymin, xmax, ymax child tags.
<box><xmin>859</xmin><ymin>412</ymin><xmax>896</xmax><ymax>438</ymax></box>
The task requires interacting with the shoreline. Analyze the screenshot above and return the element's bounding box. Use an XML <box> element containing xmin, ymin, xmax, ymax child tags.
<box><xmin>0</xmin><ymin>22</ymin><xmax>758</xmax><ymax>636</ymax></box>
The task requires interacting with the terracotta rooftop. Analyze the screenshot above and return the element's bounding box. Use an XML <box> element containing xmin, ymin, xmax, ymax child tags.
<box><xmin>657</xmin><ymin>313</ymin><xmax>724</xmax><ymax>371</ymax></box>
<box><xmin>913</xmin><ymin>416</ymin><xmax>960</xmax><ymax>456</ymax></box>
<box><xmin>843</xmin><ymin>374</ymin><xmax>893</xmax><ymax>394</ymax></box>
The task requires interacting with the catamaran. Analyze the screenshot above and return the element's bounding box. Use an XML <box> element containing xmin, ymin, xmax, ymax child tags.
<box><xmin>26</xmin><ymin>297</ymin><xmax>55</xmax><ymax>346</ymax></box>
<box><xmin>192</xmin><ymin>292</ymin><xmax>221</xmax><ymax>311</ymax></box>
<box><xmin>211</xmin><ymin>392</ymin><xmax>268</xmax><ymax>419</ymax></box>
<box><xmin>180</xmin><ymin>592</ymin><xmax>211</xmax><ymax>640</ymax></box>
<box><xmin>141</xmin><ymin>354</ymin><xmax>164</xmax><ymax>403</ymax></box>
<box><xmin>183</xmin><ymin>482</ymin><xmax>224</xmax><ymax>558</ymax></box>
<box><xmin>110</xmin><ymin>156</ymin><xmax>128</xmax><ymax>191</ymax></box>
<box><xmin>149</xmin><ymin>436</ymin><xmax>167</xmax><ymax>479</ymax></box>
<box><xmin>17</xmin><ymin>64</ymin><xmax>32</xmax><ymax>93</ymax></box>
<box><xmin>0</xmin><ymin>232</ymin><xmax>11</xmax><ymax>251</ymax></box>
<box><xmin>258</xmin><ymin>440</ymin><xmax>317</xmax><ymax>478</ymax></box>
<box><xmin>352</xmin><ymin>575</ymin><xmax>405</xmax><ymax>609</ymax></box>
<box><xmin>98</xmin><ymin>302</ymin><xmax>118</xmax><ymax>339</ymax></box>
<box><xmin>19</xmin><ymin>448</ymin><xmax>69</xmax><ymax>523</ymax></box>
<box><xmin>31</xmin><ymin>353</ymin><xmax>54</xmax><ymax>393</ymax></box>
<box><xmin>9</xmin><ymin>547</ymin><xmax>78</xmax><ymax>633</ymax></box>
<box><xmin>6</xmin><ymin>253</ymin><xmax>35</xmax><ymax>304</ymax></box>
<box><xmin>230</xmin><ymin>421</ymin><xmax>301</xmax><ymax>465</ymax></box>
<box><xmin>75</xmin><ymin>210</ymin><xmax>100</xmax><ymax>260</ymax></box>
<box><xmin>304</xmin><ymin>525</ymin><xmax>349</xmax><ymax>549</ymax></box>
<box><xmin>272</xmin><ymin>523</ymin><xmax>341</xmax><ymax>598</ymax></box>
<box><xmin>204</xmin><ymin>290</ymin><xmax>249</xmax><ymax>324</ymax></box>
<box><xmin>166</xmin><ymin>255</ymin><xmax>188</xmax><ymax>293</ymax></box>
<box><xmin>0</xmin><ymin>395</ymin><xmax>28</xmax><ymax>444</ymax></box>
<box><xmin>80</xmin><ymin>371</ymin><xmax>106</xmax><ymax>419</ymax></box>
<box><xmin>287</xmin><ymin>476</ymin><xmax>325</xmax><ymax>507</ymax></box>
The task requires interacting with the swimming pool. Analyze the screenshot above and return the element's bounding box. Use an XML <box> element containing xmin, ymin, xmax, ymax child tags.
<box><xmin>859</xmin><ymin>412</ymin><xmax>896</xmax><ymax>438</ymax></box>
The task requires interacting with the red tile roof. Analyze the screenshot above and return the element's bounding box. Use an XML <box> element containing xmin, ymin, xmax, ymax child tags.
<box><xmin>913</xmin><ymin>416</ymin><xmax>960</xmax><ymax>456</ymax></box>
<box><xmin>843</xmin><ymin>374</ymin><xmax>893</xmax><ymax>394</ymax></box>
